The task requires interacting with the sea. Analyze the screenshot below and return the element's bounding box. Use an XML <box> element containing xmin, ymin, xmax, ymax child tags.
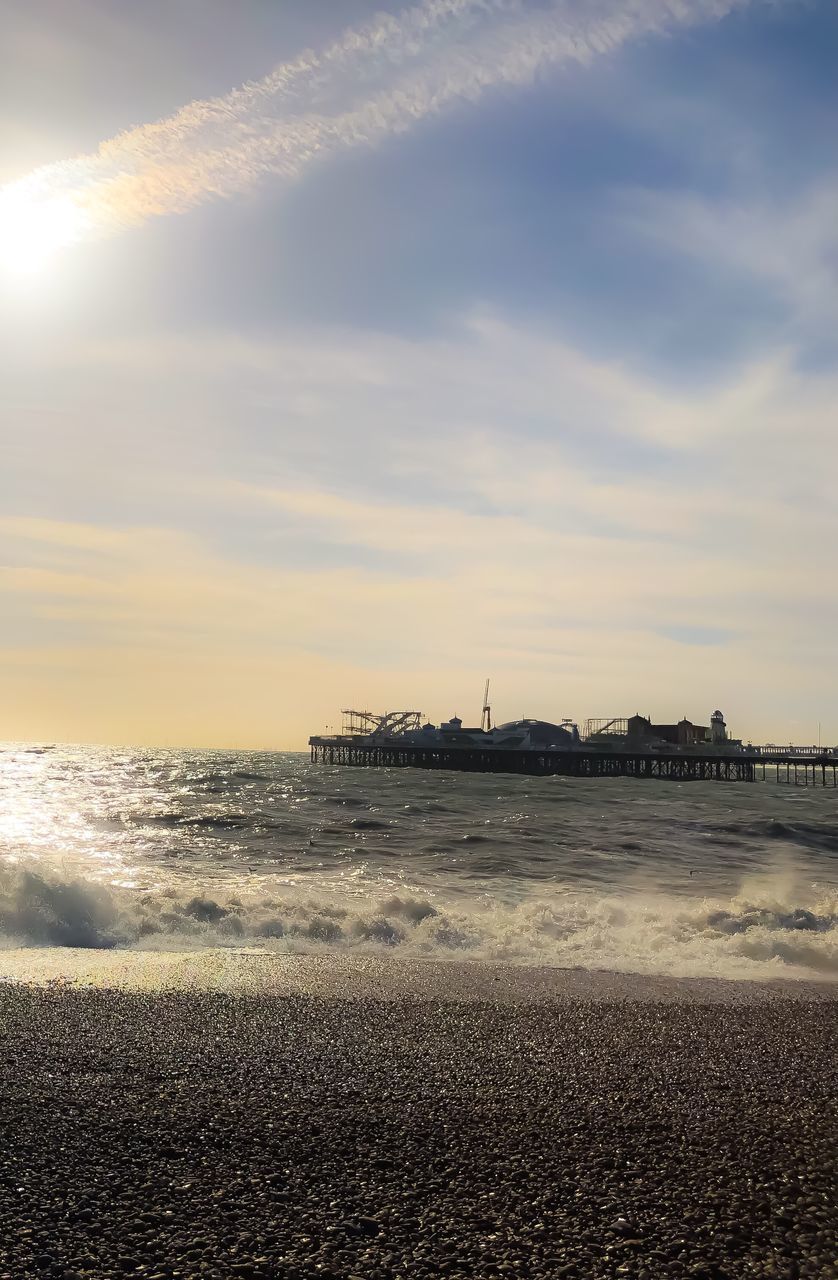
<box><xmin>1</xmin><ymin>743</ymin><xmax>836</xmax><ymax>982</ymax></box>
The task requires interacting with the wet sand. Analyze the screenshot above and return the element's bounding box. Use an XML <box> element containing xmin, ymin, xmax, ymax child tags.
<box><xmin>0</xmin><ymin>956</ymin><xmax>836</xmax><ymax>1279</ymax></box>
<box><xmin>1</xmin><ymin>948</ymin><xmax>837</xmax><ymax>1001</ymax></box>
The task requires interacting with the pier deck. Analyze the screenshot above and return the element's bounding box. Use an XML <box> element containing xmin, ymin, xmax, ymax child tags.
<box><xmin>309</xmin><ymin>739</ymin><xmax>838</xmax><ymax>785</ymax></box>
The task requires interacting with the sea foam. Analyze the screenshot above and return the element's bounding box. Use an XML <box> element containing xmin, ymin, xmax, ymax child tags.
<box><xmin>1</xmin><ymin>865</ymin><xmax>835</xmax><ymax>982</ymax></box>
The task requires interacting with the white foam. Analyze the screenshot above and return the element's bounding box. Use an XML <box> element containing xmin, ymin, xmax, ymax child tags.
<box><xmin>0</xmin><ymin>865</ymin><xmax>835</xmax><ymax>983</ymax></box>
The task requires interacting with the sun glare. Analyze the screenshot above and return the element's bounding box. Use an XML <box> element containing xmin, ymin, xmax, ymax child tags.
<box><xmin>0</xmin><ymin>185</ymin><xmax>91</xmax><ymax>277</ymax></box>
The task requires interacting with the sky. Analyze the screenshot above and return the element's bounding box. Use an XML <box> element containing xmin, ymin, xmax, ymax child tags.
<box><xmin>1</xmin><ymin>0</ymin><xmax>836</xmax><ymax>750</ymax></box>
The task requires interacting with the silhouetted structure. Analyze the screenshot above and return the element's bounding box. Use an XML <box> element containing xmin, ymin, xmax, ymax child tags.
<box><xmin>310</xmin><ymin>705</ymin><xmax>837</xmax><ymax>785</ymax></box>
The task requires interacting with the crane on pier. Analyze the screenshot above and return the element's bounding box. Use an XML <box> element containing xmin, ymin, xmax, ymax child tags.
<box><xmin>481</xmin><ymin>678</ymin><xmax>492</xmax><ymax>733</ymax></box>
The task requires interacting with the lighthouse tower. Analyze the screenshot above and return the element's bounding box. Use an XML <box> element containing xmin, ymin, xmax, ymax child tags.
<box><xmin>710</xmin><ymin>710</ymin><xmax>727</xmax><ymax>745</ymax></box>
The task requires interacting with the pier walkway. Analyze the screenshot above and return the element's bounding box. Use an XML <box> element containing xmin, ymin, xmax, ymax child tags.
<box><xmin>309</xmin><ymin>739</ymin><xmax>838</xmax><ymax>785</ymax></box>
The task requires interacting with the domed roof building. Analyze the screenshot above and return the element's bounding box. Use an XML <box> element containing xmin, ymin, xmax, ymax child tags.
<box><xmin>495</xmin><ymin>719</ymin><xmax>579</xmax><ymax>749</ymax></box>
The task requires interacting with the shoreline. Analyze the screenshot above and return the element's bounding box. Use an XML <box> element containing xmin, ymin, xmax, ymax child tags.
<box><xmin>1</xmin><ymin>946</ymin><xmax>836</xmax><ymax>1002</ymax></box>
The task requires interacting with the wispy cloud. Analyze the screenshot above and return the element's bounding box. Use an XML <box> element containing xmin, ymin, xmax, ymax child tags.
<box><xmin>3</xmin><ymin>298</ymin><xmax>838</xmax><ymax>744</ymax></box>
<box><xmin>615</xmin><ymin>180</ymin><xmax>838</xmax><ymax>333</ymax></box>
<box><xmin>0</xmin><ymin>0</ymin><xmax>759</xmax><ymax>253</ymax></box>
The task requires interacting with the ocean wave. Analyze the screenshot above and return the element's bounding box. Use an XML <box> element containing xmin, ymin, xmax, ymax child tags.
<box><xmin>709</xmin><ymin>818</ymin><xmax>838</xmax><ymax>854</ymax></box>
<box><xmin>0</xmin><ymin>866</ymin><xmax>835</xmax><ymax>982</ymax></box>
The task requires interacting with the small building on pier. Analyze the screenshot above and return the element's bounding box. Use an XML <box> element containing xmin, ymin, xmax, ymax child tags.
<box><xmin>627</xmin><ymin>715</ymin><xmax>705</xmax><ymax>747</ymax></box>
<box><xmin>584</xmin><ymin>710</ymin><xmax>740</xmax><ymax>752</ymax></box>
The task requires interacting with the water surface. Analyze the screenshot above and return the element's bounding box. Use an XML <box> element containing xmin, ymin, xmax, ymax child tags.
<box><xmin>1</xmin><ymin>745</ymin><xmax>836</xmax><ymax>980</ymax></box>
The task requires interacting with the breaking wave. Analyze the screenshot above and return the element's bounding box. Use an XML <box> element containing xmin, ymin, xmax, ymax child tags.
<box><xmin>1</xmin><ymin>867</ymin><xmax>835</xmax><ymax>982</ymax></box>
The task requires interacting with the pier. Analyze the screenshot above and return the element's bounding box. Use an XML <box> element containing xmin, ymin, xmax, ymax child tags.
<box><xmin>309</xmin><ymin>739</ymin><xmax>838</xmax><ymax>785</ymax></box>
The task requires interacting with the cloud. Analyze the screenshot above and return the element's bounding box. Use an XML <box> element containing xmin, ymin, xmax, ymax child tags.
<box><xmin>3</xmin><ymin>292</ymin><xmax>837</xmax><ymax>745</ymax></box>
<box><xmin>1</xmin><ymin>496</ymin><xmax>832</xmax><ymax>748</ymax></box>
<box><xmin>614</xmin><ymin>180</ymin><xmax>838</xmax><ymax>335</ymax></box>
<box><xmin>0</xmin><ymin>0</ymin><xmax>759</xmax><ymax>256</ymax></box>
<box><xmin>3</xmin><ymin>306</ymin><xmax>838</xmax><ymax>744</ymax></box>
<box><xmin>655</xmin><ymin>625</ymin><xmax>733</xmax><ymax>647</ymax></box>
<box><xmin>5</xmin><ymin>306</ymin><xmax>837</xmax><ymax>558</ymax></box>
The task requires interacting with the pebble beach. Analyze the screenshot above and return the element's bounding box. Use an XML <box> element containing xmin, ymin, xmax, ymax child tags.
<box><xmin>1</xmin><ymin>957</ymin><xmax>836</xmax><ymax>1280</ymax></box>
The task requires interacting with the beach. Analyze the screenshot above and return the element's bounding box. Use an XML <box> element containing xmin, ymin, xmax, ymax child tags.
<box><xmin>1</xmin><ymin>956</ymin><xmax>836</xmax><ymax>1279</ymax></box>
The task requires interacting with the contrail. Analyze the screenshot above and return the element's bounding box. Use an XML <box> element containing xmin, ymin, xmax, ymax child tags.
<box><xmin>0</xmin><ymin>0</ymin><xmax>756</xmax><ymax>258</ymax></box>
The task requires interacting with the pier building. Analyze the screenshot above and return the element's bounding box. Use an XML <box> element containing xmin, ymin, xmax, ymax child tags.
<box><xmin>310</xmin><ymin>703</ymin><xmax>838</xmax><ymax>786</ymax></box>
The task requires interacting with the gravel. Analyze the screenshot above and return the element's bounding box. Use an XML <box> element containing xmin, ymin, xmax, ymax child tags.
<box><xmin>0</xmin><ymin>976</ymin><xmax>835</xmax><ymax>1279</ymax></box>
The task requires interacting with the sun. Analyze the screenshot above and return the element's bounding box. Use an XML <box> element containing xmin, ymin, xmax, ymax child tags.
<box><xmin>0</xmin><ymin>184</ymin><xmax>91</xmax><ymax>277</ymax></box>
